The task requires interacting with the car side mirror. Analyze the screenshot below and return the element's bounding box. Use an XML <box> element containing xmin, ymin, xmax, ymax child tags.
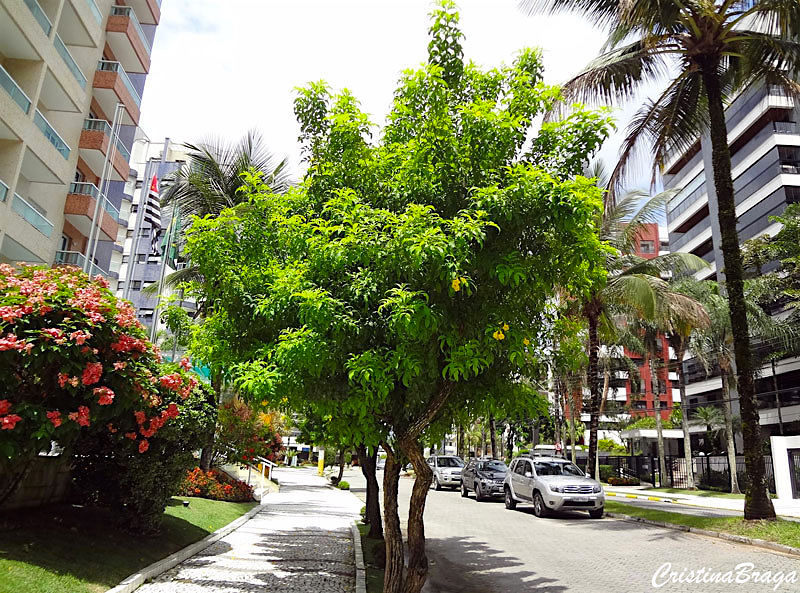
<box><xmin>525</xmin><ymin>471</ymin><xmax>533</xmax><ymax>478</ymax></box>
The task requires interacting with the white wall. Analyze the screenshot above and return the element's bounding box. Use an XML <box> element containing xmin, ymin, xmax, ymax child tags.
<box><xmin>770</xmin><ymin>436</ymin><xmax>800</xmax><ymax>501</ymax></box>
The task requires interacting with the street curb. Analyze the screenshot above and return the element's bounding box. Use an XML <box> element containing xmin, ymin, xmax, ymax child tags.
<box><xmin>105</xmin><ymin>500</ymin><xmax>267</xmax><ymax>593</ymax></box>
<box><xmin>351</xmin><ymin>523</ymin><xmax>367</xmax><ymax>593</ymax></box>
<box><xmin>605</xmin><ymin>491</ymin><xmax>677</xmax><ymax>504</ymax></box>
<box><xmin>605</xmin><ymin>511</ymin><xmax>800</xmax><ymax>559</ymax></box>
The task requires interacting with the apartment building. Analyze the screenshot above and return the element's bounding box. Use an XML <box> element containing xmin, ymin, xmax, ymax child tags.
<box><xmin>0</xmin><ymin>0</ymin><xmax>161</xmax><ymax>279</ymax></box>
<box><xmin>115</xmin><ymin>130</ymin><xmax>188</xmax><ymax>334</ymax></box>
<box><xmin>664</xmin><ymin>82</ymin><xmax>800</xmax><ymax>438</ymax></box>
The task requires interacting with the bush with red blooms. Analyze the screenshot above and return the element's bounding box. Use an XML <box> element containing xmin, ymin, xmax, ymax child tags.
<box><xmin>179</xmin><ymin>467</ymin><xmax>254</xmax><ymax>502</ymax></box>
<box><xmin>213</xmin><ymin>399</ymin><xmax>284</xmax><ymax>466</ymax></box>
<box><xmin>0</xmin><ymin>264</ymin><xmax>200</xmax><ymax>518</ymax></box>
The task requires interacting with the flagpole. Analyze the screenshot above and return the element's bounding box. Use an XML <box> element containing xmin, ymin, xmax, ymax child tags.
<box><xmin>150</xmin><ymin>206</ymin><xmax>177</xmax><ymax>343</ymax></box>
<box><xmin>84</xmin><ymin>102</ymin><xmax>124</xmax><ymax>274</ymax></box>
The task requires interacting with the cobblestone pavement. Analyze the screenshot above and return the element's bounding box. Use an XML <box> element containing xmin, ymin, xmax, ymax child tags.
<box><xmin>340</xmin><ymin>468</ymin><xmax>800</xmax><ymax>593</ymax></box>
<box><xmin>137</xmin><ymin>468</ymin><xmax>362</xmax><ymax>593</ymax></box>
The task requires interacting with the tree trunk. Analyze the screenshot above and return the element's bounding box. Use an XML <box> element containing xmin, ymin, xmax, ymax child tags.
<box><xmin>505</xmin><ymin>424</ymin><xmax>514</xmax><ymax>459</ymax></box>
<box><xmin>199</xmin><ymin>373</ymin><xmax>221</xmax><ymax>471</ymax></box>
<box><xmin>382</xmin><ymin>443</ymin><xmax>404</xmax><ymax>593</ymax></box>
<box><xmin>701</xmin><ymin>60</ymin><xmax>774</xmax><ymax>519</ymax></box>
<box><xmin>676</xmin><ymin>343</ymin><xmax>696</xmax><ymax>489</ymax></box>
<box><xmin>489</xmin><ymin>415</ymin><xmax>498</xmax><ymax>459</ymax></box>
<box><xmin>585</xmin><ymin>307</ymin><xmax>601</xmax><ymax>478</ymax></box>
<box><xmin>480</xmin><ymin>424</ymin><xmax>486</xmax><ymax>457</ymax></box>
<box><xmin>399</xmin><ymin>436</ymin><xmax>434</xmax><ymax>593</ymax></box>
<box><xmin>357</xmin><ymin>444</ymin><xmax>383</xmax><ymax>539</ymax></box>
<box><xmin>652</xmin><ymin>358</ymin><xmax>668</xmax><ymax>488</ymax></box>
<box><xmin>569</xmin><ymin>393</ymin><xmax>578</xmax><ymax>464</ymax></box>
<box><xmin>721</xmin><ymin>374</ymin><xmax>741</xmax><ymax>494</ymax></box>
<box><xmin>336</xmin><ymin>448</ymin><xmax>346</xmax><ymax>483</ymax></box>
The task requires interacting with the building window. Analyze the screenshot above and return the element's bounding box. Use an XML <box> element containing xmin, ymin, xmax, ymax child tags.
<box><xmin>639</xmin><ymin>240</ymin><xmax>655</xmax><ymax>254</ymax></box>
<box><xmin>139</xmin><ymin>229</ymin><xmax>149</xmax><ymax>237</ymax></box>
<box><xmin>658</xmin><ymin>380</ymin><xmax>667</xmax><ymax>394</ymax></box>
<box><xmin>131</xmin><ymin>204</ymin><xmax>139</xmax><ymax>213</ymax></box>
<box><xmin>126</xmin><ymin>229</ymin><xmax>134</xmax><ymax>238</ymax></box>
<box><xmin>136</xmin><ymin>253</ymin><xmax>147</xmax><ymax>263</ymax></box>
<box><xmin>132</xmin><ymin>281</ymin><xmax>142</xmax><ymax>291</ymax></box>
<box><xmin>633</xmin><ymin>401</ymin><xmax>647</xmax><ymax>410</ymax></box>
<box><xmin>787</xmin><ymin>186</ymin><xmax>800</xmax><ymax>205</ymax></box>
<box><xmin>142</xmin><ymin>281</ymin><xmax>156</xmax><ymax>289</ymax></box>
<box><xmin>122</xmin><ymin>255</ymin><xmax>129</xmax><ymax>263</ymax></box>
<box><xmin>138</xmin><ymin>308</ymin><xmax>154</xmax><ymax>318</ymax></box>
<box><xmin>117</xmin><ymin>281</ymin><xmax>125</xmax><ymax>291</ymax></box>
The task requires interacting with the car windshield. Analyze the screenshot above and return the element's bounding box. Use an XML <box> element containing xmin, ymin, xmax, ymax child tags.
<box><xmin>534</xmin><ymin>461</ymin><xmax>584</xmax><ymax>476</ymax></box>
<box><xmin>438</xmin><ymin>457</ymin><xmax>463</xmax><ymax>467</ymax></box>
<box><xmin>478</xmin><ymin>461</ymin><xmax>507</xmax><ymax>472</ymax></box>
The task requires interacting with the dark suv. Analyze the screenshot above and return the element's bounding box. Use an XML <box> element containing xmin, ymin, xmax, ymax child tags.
<box><xmin>460</xmin><ymin>458</ymin><xmax>508</xmax><ymax>501</ymax></box>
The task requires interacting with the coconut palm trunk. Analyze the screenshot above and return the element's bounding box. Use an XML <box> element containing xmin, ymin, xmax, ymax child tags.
<box><xmin>651</xmin><ymin>358</ymin><xmax>668</xmax><ymax>488</ymax></box>
<box><xmin>699</xmin><ymin>60</ymin><xmax>773</xmax><ymax>519</ymax></box>
<box><xmin>720</xmin><ymin>373</ymin><xmax>741</xmax><ymax>495</ymax></box>
<box><xmin>675</xmin><ymin>343</ymin><xmax>696</xmax><ymax>489</ymax></box>
<box><xmin>585</xmin><ymin>306</ymin><xmax>601</xmax><ymax>478</ymax></box>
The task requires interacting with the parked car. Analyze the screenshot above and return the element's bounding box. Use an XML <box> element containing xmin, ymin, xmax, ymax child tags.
<box><xmin>461</xmin><ymin>458</ymin><xmax>508</xmax><ymax>501</ymax></box>
<box><xmin>426</xmin><ymin>455</ymin><xmax>464</xmax><ymax>490</ymax></box>
<box><xmin>503</xmin><ymin>456</ymin><xmax>604</xmax><ymax>518</ymax></box>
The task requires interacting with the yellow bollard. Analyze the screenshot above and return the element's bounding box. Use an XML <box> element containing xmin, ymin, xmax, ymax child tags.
<box><xmin>318</xmin><ymin>448</ymin><xmax>325</xmax><ymax>476</ymax></box>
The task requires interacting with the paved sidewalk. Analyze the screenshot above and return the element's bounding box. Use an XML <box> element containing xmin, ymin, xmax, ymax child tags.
<box><xmin>137</xmin><ymin>468</ymin><xmax>362</xmax><ymax>593</ymax></box>
<box><xmin>605</xmin><ymin>485</ymin><xmax>800</xmax><ymax>519</ymax></box>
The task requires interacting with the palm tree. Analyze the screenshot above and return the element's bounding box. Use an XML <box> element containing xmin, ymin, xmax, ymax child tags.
<box><xmin>694</xmin><ymin>405</ymin><xmax>725</xmax><ymax>454</ymax></box>
<box><xmin>574</xmin><ymin>190</ymin><xmax>705</xmax><ymax>478</ymax></box>
<box><xmin>522</xmin><ymin>0</ymin><xmax>799</xmax><ymax>520</ymax></box>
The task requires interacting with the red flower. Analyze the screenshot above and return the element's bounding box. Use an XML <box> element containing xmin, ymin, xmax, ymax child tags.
<box><xmin>158</xmin><ymin>373</ymin><xmax>182</xmax><ymax>391</ymax></box>
<box><xmin>1</xmin><ymin>414</ymin><xmax>21</xmax><ymax>430</ymax></box>
<box><xmin>68</xmin><ymin>406</ymin><xmax>90</xmax><ymax>427</ymax></box>
<box><xmin>125</xmin><ymin>432</ymin><xmax>137</xmax><ymax>440</ymax></box>
<box><xmin>0</xmin><ymin>400</ymin><xmax>10</xmax><ymax>415</ymax></box>
<box><xmin>69</xmin><ymin>330</ymin><xmax>92</xmax><ymax>345</ymax></box>
<box><xmin>81</xmin><ymin>362</ymin><xmax>103</xmax><ymax>386</ymax></box>
<box><xmin>134</xmin><ymin>411</ymin><xmax>146</xmax><ymax>425</ymax></box>
<box><xmin>93</xmin><ymin>386</ymin><xmax>115</xmax><ymax>405</ymax></box>
<box><xmin>46</xmin><ymin>410</ymin><xmax>62</xmax><ymax>428</ymax></box>
<box><xmin>138</xmin><ymin>439</ymin><xmax>149</xmax><ymax>453</ymax></box>
<box><xmin>165</xmin><ymin>403</ymin><xmax>180</xmax><ymax>419</ymax></box>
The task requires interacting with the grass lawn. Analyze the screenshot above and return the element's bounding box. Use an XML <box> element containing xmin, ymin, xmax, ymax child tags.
<box><xmin>605</xmin><ymin>501</ymin><xmax>800</xmax><ymax>549</ymax></box>
<box><xmin>357</xmin><ymin>522</ymin><xmax>385</xmax><ymax>593</ymax></box>
<box><xmin>0</xmin><ymin>497</ymin><xmax>257</xmax><ymax>593</ymax></box>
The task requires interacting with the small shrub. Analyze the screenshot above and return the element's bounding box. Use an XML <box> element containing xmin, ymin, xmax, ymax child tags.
<box><xmin>517</xmin><ymin>448</ymin><xmax>530</xmax><ymax>456</ymax></box>
<box><xmin>599</xmin><ymin>464</ymin><xmax>615</xmax><ymax>482</ymax></box>
<box><xmin>337</xmin><ymin>481</ymin><xmax>350</xmax><ymax>490</ymax></box>
<box><xmin>607</xmin><ymin>476</ymin><xmax>640</xmax><ymax>486</ymax></box>
<box><xmin>179</xmin><ymin>467</ymin><xmax>254</xmax><ymax>502</ymax></box>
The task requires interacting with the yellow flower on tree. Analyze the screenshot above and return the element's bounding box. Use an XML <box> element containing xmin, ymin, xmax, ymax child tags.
<box><xmin>502</xmin><ymin>323</ymin><xmax>509</xmax><ymax>331</ymax></box>
<box><xmin>451</xmin><ymin>278</ymin><xmax>461</xmax><ymax>292</ymax></box>
<box><xmin>523</xmin><ymin>338</ymin><xmax>530</xmax><ymax>346</ymax></box>
<box><xmin>493</xmin><ymin>330</ymin><xmax>505</xmax><ymax>341</ymax></box>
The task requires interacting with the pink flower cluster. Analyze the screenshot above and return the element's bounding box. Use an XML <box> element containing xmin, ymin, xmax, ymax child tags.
<box><xmin>0</xmin><ymin>334</ymin><xmax>29</xmax><ymax>352</ymax></box>
<box><xmin>47</xmin><ymin>410</ymin><xmax>62</xmax><ymax>428</ymax></box>
<box><xmin>114</xmin><ymin>302</ymin><xmax>141</xmax><ymax>329</ymax></box>
<box><xmin>67</xmin><ymin>286</ymin><xmax>107</xmax><ymax>324</ymax></box>
<box><xmin>159</xmin><ymin>373</ymin><xmax>182</xmax><ymax>390</ymax></box>
<box><xmin>58</xmin><ymin>373</ymin><xmax>80</xmax><ymax>388</ymax></box>
<box><xmin>68</xmin><ymin>406</ymin><xmax>90</xmax><ymax>427</ymax></box>
<box><xmin>111</xmin><ymin>334</ymin><xmax>148</xmax><ymax>354</ymax></box>
<box><xmin>81</xmin><ymin>362</ymin><xmax>103</xmax><ymax>386</ymax></box>
<box><xmin>0</xmin><ymin>400</ymin><xmax>19</xmax><ymax>429</ymax></box>
<box><xmin>93</xmin><ymin>386</ymin><xmax>115</xmax><ymax>405</ymax></box>
<box><xmin>70</xmin><ymin>330</ymin><xmax>92</xmax><ymax>345</ymax></box>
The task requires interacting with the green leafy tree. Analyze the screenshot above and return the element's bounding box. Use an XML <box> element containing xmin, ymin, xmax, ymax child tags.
<box><xmin>523</xmin><ymin>0</ymin><xmax>799</xmax><ymax>520</ymax></box>
<box><xmin>185</xmin><ymin>6</ymin><xmax>612</xmax><ymax>592</ymax></box>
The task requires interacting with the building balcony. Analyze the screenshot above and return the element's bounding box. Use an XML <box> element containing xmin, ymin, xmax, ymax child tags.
<box><xmin>93</xmin><ymin>61</ymin><xmax>141</xmax><ymax>125</ymax></box>
<box><xmin>53</xmin><ymin>34</ymin><xmax>87</xmax><ymax>89</ymax></box>
<box><xmin>12</xmin><ymin>193</ymin><xmax>54</xmax><ymax>238</ymax></box>
<box><xmin>65</xmin><ymin>182</ymin><xmax>120</xmax><ymax>241</ymax></box>
<box><xmin>54</xmin><ymin>250</ymin><xmax>110</xmax><ymax>279</ymax></box>
<box><xmin>0</xmin><ymin>178</ymin><xmax>8</xmax><ymax>203</ymax></box>
<box><xmin>79</xmin><ymin>119</ymin><xmax>131</xmax><ymax>181</ymax></box>
<box><xmin>106</xmin><ymin>6</ymin><xmax>151</xmax><ymax>74</ymax></box>
<box><xmin>0</xmin><ymin>64</ymin><xmax>32</xmax><ymax>115</ymax></box>
<box><xmin>34</xmin><ymin>110</ymin><xmax>70</xmax><ymax>160</ymax></box>
<box><xmin>59</xmin><ymin>0</ymin><xmax>105</xmax><ymax>47</ymax></box>
<box><xmin>126</xmin><ymin>0</ymin><xmax>160</xmax><ymax>25</ymax></box>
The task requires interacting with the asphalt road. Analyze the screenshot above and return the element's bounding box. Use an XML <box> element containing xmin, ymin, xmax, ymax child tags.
<box><xmin>340</xmin><ymin>468</ymin><xmax>799</xmax><ymax>593</ymax></box>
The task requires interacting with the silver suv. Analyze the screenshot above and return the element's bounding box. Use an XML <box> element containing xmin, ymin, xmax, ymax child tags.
<box><xmin>426</xmin><ymin>455</ymin><xmax>464</xmax><ymax>490</ymax></box>
<box><xmin>503</xmin><ymin>456</ymin><xmax>604</xmax><ymax>518</ymax></box>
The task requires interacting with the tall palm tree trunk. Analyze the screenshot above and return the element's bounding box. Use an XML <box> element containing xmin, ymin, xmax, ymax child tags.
<box><xmin>676</xmin><ymin>344</ymin><xmax>696</xmax><ymax>489</ymax></box>
<box><xmin>651</xmin><ymin>359</ymin><xmax>668</xmax><ymax>488</ymax></box>
<box><xmin>701</xmin><ymin>62</ymin><xmax>773</xmax><ymax>518</ymax></box>
<box><xmin>721</xmin><ymin>374</ymin><xmax>741</xmax><ymax>494</ymax></box>
<box><xmin>569</xmin><ymin>392</ymin><xmax>578</xmax><ymax>464</ymax></box>
<box><xmin>585</xmin><ymin>307</ymin><xmax>601</xmax><ymax>478</ymax></box>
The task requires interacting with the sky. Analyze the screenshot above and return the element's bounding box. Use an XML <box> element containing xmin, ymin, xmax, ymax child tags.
<box><xmin>139</xmin><ymin>0</ymin><xmax>654</xmax><ymax>187</ymax></box>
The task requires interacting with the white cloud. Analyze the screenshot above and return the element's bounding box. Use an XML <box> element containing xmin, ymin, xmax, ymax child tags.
<box><xmin>140</xmin><ymin>0</ymin><xmax>641</xmax><ymax>178</ymax></box>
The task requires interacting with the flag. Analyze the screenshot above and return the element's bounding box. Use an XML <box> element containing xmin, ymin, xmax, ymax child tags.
<box><xmin>144</xmin><ymin>174</ymin><xmax>161</xmax><ymax>231</ymax></box>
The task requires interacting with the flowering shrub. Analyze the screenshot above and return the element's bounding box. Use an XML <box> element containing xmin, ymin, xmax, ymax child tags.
<box><xmin>0</xmin><ymin>265</ymin><xmax>199</xmax><ymax>467</ymax></box>
<box><xmin>179</xmin><ymin>467</ymin><xmax>254</xmax><ymax>502</ymax></box>
<box><xmin>214</xmin><ymin>400</ymin><xmax>283</xmax><ymax>466</ymax></box>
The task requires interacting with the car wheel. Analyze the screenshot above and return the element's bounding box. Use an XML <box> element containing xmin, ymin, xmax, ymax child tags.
<box><xmin>589</xmin><ymin>507</ymin><xmax>604</xmax><ymax>519</ymax></box>
<box><xmin>475</xmin><ymin>482</ymin><xmax>485</xmax><ymax>502</ymax></box>
<box><xmin>504</xmin><ymin>487</ymin><xmax>517</xmax><ymax>510</ymax></box>
<box><xmin>460</xmin><ymin>482</ymin><xmax>468</xmax><ymax>498</ymax></box>
<box><xmin>533</xmin><ymin>492</ymin><xmax>549</xmax><ymax>518</ymax></box>
<box><xmin>434</xmin><ymin>476</ymin><xmax>442</xmax><ymax>491</ymax></box>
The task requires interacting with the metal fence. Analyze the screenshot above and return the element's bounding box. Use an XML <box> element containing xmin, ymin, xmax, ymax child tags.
<box><xmin>790</xmin><ymin>449</ymin><xmax>800</xmax><ymax>499</ymax></box>
<box><xmin>592</xmin><ymin>454</ymin><xmax>776</xmax><ymax>493</ymax></box>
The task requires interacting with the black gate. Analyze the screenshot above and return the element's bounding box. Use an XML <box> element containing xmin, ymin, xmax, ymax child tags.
<box><xmin>790</xmin><ymin>449</ymin><xmax>800</xmax><ymax>499</ymax></box>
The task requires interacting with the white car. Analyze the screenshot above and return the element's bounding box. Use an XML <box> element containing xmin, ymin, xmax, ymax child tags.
<box><xmin>426</xmin><ymin>455</ymin><xmax>464</xmax><ymax>490</ymax></box>
<box><xmin>503</xmin><ymin>456</ymin><xmax>604</xmax><ymax>518</ymax></box>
